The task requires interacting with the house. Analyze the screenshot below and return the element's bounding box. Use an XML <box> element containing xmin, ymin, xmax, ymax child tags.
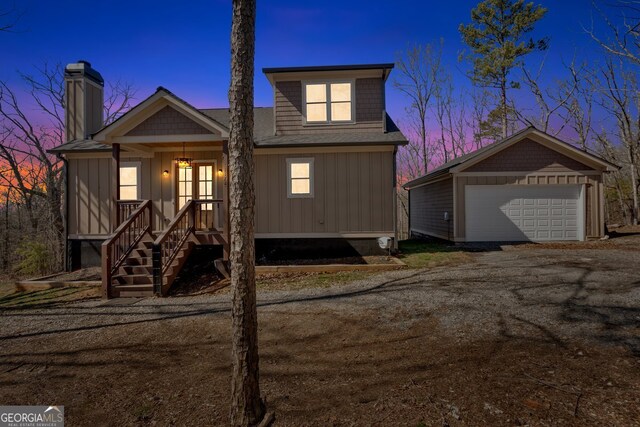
<box><xmin>50</xmin><ymin>61</ymin><xmax>407</xmax><ymax>297</ymax></box>
<box><xmin>403</xmin><ymin>127</ymin><xmax>617</xmax><ymax>243</ymax></box>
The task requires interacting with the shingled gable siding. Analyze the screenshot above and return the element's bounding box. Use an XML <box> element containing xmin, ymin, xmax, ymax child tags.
<box><xmin>409</xmin><ymin>177</ymin><xmax>454</xmax><ymax>240</ymax></box>
<box><xmin>274</xmin><ymin>78</ymin><xmax>385</xmax><ymax>135</ymax></box>
<box><xmin>126</xmin><ymin>105</ymin><xmax>215</xmax><ymax>136</ymax></box>
<box><xmin>465</xmin><ymin>138</ymin><xmax>594</xmax><ymax>172</ymax></box>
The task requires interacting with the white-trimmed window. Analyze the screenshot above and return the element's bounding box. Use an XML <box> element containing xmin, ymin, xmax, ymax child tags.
<box><xmin>119</xmin><ymin>162</ymin><xmax>140</xmax><ymax>200</ymax></box>
<box><xmin>304</xmin><ymin>81</ymin><xmax>353</xmax><ymax>123</ymax></box>
<box><xmin>287</xmin><ymin>158</ymin><xmax>314</xmax><ymax>198</ymax></box>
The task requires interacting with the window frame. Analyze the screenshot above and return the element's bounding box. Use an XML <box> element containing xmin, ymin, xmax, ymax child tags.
<box><xmin>286</xmin><ymin>158</ymin><xmax>314</xmax><ymax>199</ymax></box>
<box><xmin>175</xmin><ymin>160</ymin><xmax>218</xmax><ymax>213</ymax></box>
<box><xmin>119</xmin><ymin>161</ymin><xmax>141</xmax><ymax>201</ymax></box>
<box><xmin>302</xmin><ymin>79</ymin><xmax>355</xmax><ymax>125</ymax></box>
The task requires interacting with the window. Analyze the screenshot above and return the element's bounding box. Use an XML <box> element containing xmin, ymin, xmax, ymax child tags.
<box><xmin>176</xmin><ymin>162</ymin><xmax>217</xmax><ymax>211</ymax></box>
<box><xmin>119</xmin><ymin>163</ymin><xmax>140</xmax><ymax>200</ymax></box>
<box><xmin>177</xmin><ymin>166</ymin><xmax>193</xmax><ymax>209</ymax></box>
<box><xmin>287</xmin><ymin>158</ymin><xmax>314</xmax><ymax>198</ymax></box>
<box><xmin>198</xmin><ymin>165</ymin><xmax>214</xmax><ymax>210</ymax></box>
<box><xmin>304</xmin><ymin>81</ymin><xmax>353</xmax><ymax>123</ymax></box>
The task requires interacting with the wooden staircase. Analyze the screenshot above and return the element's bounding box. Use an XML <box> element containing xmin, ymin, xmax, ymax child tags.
<box><xmin>102</xmin><ymin>199</ymin><xmax>225</xmax><ymax>299</ymax></box>
<box><xmin>110</xmin><ymin>235</ymin><xmax>196</xmax><ymax>297</ymax></box>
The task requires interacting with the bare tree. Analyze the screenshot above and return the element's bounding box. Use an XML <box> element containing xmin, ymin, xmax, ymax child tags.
<box><xmin>559</xmin><ymin>61</ymin><xmax>595</xmax><ymax>150</ymax></box>
<box><xmin>468</xmin><ymin>87</ymin><xmax>492</xmax><ymax>150</ymax></box>
<box><xmin>394</xmin><ymin>43</ymin><xmax>444</xmax><ymax>173</ymax></box>
<box><xmin>587</xmin><ymin>0</ymin><xmax>640</xmax><ymax>65</ymax></box>
<box><xmin>228</xmin><ymin>0</ymin><xmax>268</xmax><ymax>425</ymax></box>
<box><xmin>0</xmin><ymin>63</ymin><xmax>135</xmax><ymax>273</ymax></box>
<box><xmin>594</xmin><ymin>58</ymin><xmax>639</xmax><ymax>224</ymax></box>
<box><xmin>0</xmin><ymin>4</ymin><xmax>22</xmax><ymax>32</ymax></box>
<box><xmin>433</xmin><ymin>75</ymin><xmax>471</xmax><ymax>164</ymax></box>
<box><xmin>516</xmin><ymin>57</ymin><xmax>579</xmax><ymax>134</ymax></box>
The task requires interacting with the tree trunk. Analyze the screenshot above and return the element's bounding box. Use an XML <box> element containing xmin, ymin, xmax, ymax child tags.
<box><xmin>629</xmin><ymin>161</ymin><xmax>639</xmax><ymax>225</ymax></box>
<box><xmin>228</xmin><ymin>0</ymin><xmax>265</xmax><ymax>425</ymax></box>
<box><xmin>500</xmin><ymin>68</ymin><xmax>508</xmax><ymax>139</ymax></box>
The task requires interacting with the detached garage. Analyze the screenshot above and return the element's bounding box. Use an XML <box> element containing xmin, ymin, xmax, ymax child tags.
<box><xmin>404</xmin><ymin>127</ymin><xmax>618</xmax><ymax>243</ymax></box>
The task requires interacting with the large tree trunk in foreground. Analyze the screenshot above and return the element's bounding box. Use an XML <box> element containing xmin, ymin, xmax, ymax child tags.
<box><xmin>228</xmin><ymin>0</ymin><xmax>265</xmax><ymax>425</ymax></box>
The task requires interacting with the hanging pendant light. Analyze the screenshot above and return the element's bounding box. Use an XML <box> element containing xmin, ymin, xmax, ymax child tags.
<box><xmin>175</xmin><ymin>142</ymin><xmax>192</xmax><ymax>169</ymax></box>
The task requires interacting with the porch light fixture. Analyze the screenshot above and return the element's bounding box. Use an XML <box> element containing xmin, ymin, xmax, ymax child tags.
<box><xmin>175</xmin><ymin>142</ymin><xmax>192</xmax><ymax>169</ymax></box>
<box><xmin>162</xmin><ymin>170</ymin><xmax>170</xmax><ymax>178</ymax></box>
<box><xmin>217</xmin><ymin>168</ymin><xmax>223</xmax><ymax>177</ymax></box>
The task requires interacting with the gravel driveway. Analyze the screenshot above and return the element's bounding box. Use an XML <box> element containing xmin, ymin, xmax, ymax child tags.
<box><xmin>3</xmin><ymin>247</ymin><xmax>638</xmax><ymax>350</ymax></box>
<box><xmin>1</xmin><ymin>246</ymin><xmax>638</xmax><ymax>425</ymax></box>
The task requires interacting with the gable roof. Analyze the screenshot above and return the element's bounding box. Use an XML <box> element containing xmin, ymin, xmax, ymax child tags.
<box><xmin>403</xmin><ymin>127</ymin><xmax>618</xmax><ymax>189</ymax></box>
<box><xmin>92</xmin><ymin>87</ymin><xmax>229</xmax><ymax>143</ymax></box>
<box><xmin>50</xmin><ymin>87</ymin><xmax>407</xmax><ymax>153</ymax></box>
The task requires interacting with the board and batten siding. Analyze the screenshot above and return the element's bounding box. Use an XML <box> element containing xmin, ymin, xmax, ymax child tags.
<box><xmin>65</xmin><ymin>78</ymin><xmax>103</xmax><ymax>142</ymax></box>
<box><xmin>254</xmin><ymin>150</ymin><xmax>395</xmax><ymax>235</ymax></box>
<box><xmin>408</xmin><ymin>177</ymin><xmax>453</xmax><ymax>240</ymax></box>
<box><xmin>67</xmin><ymin>150</ymin><xmax>223</xmax><ymax>237</ymax></box>
<box><xmin>454</xmin><ymin>173</ymin><xmax>604</xmax><ymax>239</ymax></box>
<box><xmin>274</xmin><ymin>78</ymin><xmax>385</xmax><ymax>135</ymax></box>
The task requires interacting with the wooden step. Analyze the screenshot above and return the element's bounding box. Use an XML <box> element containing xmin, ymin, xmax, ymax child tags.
<box><xmin>112</xmin><ymin>273</ymin><xmax>153</xmax><ymax>285</ymax></box>
<box><xmin>119</xmin><ymin>265</ymin><xmax>153</xmax><ymax>275</ymax></box>
<box><xmin>134</xmin><ymin>248</ymin><xmax>152</xmax><ymax>257</ymax></box>
<box><xmin>112</xmin><ymin>284</ymin><xmax>153</xmax><ymax>298</ymax></box>
<box><xmin>124</xmin><ymin>256</ymin><xmax>151</xmax><ymax>266</ymax></box>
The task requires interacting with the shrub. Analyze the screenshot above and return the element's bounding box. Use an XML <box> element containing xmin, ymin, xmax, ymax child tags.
<box><xmin>15</xmin><ymin>240</ymin><xmax>53</xmax><ymax>277</ymax></box>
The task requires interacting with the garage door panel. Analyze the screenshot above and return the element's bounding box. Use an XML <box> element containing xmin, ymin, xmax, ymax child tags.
<box><xmin>465</xmin><ymin>185</ymin><xmax>583</xmax><ymax>242</ymax></box>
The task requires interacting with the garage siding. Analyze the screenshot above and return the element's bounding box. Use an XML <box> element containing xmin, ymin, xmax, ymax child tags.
<box><xmin>454</xmin><ymin>174</ymin><xmax>603</xmax><ymax>240</ymax></box>
<box><xmin>409</xmin><ymin>177</ymin><xmax>453</xmax><ymax>240</ymax></box>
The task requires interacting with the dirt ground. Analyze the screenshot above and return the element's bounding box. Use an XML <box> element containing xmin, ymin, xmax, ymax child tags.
<box><xmin>0</xmin><ymin>238</ymin><xmax>639</xmax><ymax>425</ymax></box>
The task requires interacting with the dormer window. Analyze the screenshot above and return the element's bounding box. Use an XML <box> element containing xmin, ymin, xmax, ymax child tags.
<box><xmin>304</xmin><ymin>81</ymin><xmax>353</xmax><ymax>123</ymax></box>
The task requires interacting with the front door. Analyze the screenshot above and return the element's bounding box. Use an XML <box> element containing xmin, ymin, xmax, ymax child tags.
<box><xmin>176</xmin><ymin>162</ymin><xmax>218</xmax><ymax>230</ymax></box>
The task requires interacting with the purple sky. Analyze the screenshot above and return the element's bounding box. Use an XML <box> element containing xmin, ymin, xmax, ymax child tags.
<box><xmin>1</xmin><ymin>0</ymin><xmax>614</xmax><ymax>126</ymax></box>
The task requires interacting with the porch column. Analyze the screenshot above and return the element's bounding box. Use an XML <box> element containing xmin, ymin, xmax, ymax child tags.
<box><xmin>111</xmin><ymin>143</ymin><xmax>120</xmax><ymax>231</ymax></box>
<box><xmin>222</xmin><ymin>141</ymin><xmax>230</xmax><ymax>261</ymax></box>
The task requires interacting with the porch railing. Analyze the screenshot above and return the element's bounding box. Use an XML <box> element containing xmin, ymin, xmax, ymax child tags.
<box><xmin>152</xmin><ymin>199</ymin><xmax>223</xmax><ymax>295</ymax></box>
<box><xmin>117</xmin><ymin>200</ymin><xmax>144</xmax><ymax>225</ymax></box>
<box><xmin>101</xmin><ymin>200</ymin><xmax>153</xmax><ymax>298</ymax></box>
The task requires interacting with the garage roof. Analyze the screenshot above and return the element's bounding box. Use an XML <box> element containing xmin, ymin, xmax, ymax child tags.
<box><xmin>403</xmin><ymin>127</ymin><xmax>618</xmax><ymax>189</ymax></box>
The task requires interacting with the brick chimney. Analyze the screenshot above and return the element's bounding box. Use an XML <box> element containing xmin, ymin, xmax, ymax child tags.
<box><xmin>64</xmin><ymin>60</ymin><xmax>104</xmax><ymax>141</ymax></box>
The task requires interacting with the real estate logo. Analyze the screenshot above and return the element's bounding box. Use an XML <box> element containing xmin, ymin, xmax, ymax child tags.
<box><xmin>0</xmin><ymin>406</ymin><xmax>64</xmax><ymax>427</ymax></box>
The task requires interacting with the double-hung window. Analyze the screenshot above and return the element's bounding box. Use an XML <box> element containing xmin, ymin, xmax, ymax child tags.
<box><xmin>119</xmin><ymin>162</ymin><xmax>140</xmax><ymax>200</ymax></box>
<box><xmin>304</xmin><ymin>81</ymin><xmax>353</xmax><ymax>123</ymax></box>
<box><xmin>287</xmin><ymin>158</ymin><xmax>314</xmax><ymax>198</ymax></box>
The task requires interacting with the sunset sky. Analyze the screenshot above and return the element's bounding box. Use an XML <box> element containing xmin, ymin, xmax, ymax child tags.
<box><xmin>1</xmin><ymin>0</ymin><xmax>616</xmax><ymax>127</ymax></box>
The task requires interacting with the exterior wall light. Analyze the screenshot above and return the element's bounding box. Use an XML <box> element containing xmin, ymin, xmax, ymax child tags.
<box><xmin>162</xmin><ymin>170</ymin><xmax>170</xmax><ymax>178</ymax></box>
<box><xmin>217</xmin><ymin>168</ymin><xmax>224</xmax><ymax>177</ymax></box>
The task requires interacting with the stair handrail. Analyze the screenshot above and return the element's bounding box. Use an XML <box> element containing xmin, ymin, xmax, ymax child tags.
<box><xmin>152</xmin><ymin>200</ymin><xmax>195</xmax><ymax>295</ymax></box>
<box><xmin>101</xmin><ymin>200</ymin><xmax>153</xmax><ymax>298</ymax></box>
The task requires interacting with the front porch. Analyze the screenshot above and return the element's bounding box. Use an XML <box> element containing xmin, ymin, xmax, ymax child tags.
<box><xmin>89</xmin><ymin>88</ymin><xmax>232</xmax><ymax>298</ymax></box>
<box><xmin>101</xmin><ymin>141</ymin><xmax>230</xmax><ymax>298</ymax></box>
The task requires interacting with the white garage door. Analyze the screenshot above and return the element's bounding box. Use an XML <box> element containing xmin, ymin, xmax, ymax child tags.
<box><xmin>465</xmin><ymin>185</ymin><xmax>584</xmax><ymax>242</ymax></box>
